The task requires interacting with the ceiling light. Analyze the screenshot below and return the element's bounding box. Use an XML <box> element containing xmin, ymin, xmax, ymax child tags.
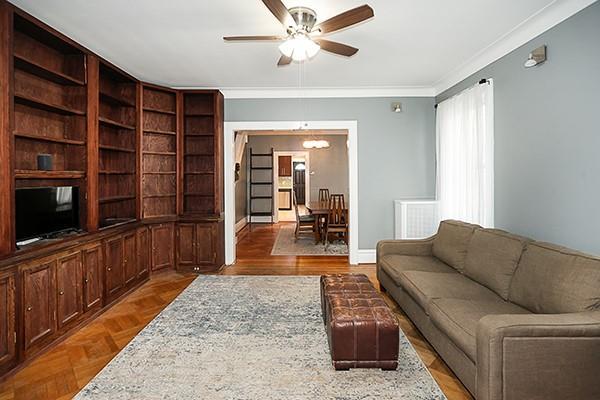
<box><xmin>279</xmin><ymin>34</ymin><xmax>320</xmax><ymax>62</ymax></box>
<box><xmin>303</xmin><ymin>140</ymin><xmax>330</xmax><ymax>149</ymax></box>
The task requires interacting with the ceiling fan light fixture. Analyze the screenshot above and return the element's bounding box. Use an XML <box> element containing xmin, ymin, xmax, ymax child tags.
<box><xmin>279</xmin><ymin>34</ymin><xmax>320</xmax><ymax>62</ymax></box>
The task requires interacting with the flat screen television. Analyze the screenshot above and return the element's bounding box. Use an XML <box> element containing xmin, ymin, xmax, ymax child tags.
<box><xmin>15</xmin><ymin>186</ymin><xmax>80</xmax><ymax>242</ymax></box>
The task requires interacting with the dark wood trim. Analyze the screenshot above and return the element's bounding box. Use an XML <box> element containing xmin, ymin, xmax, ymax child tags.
<box><xmin>0</xmin><ymin>2</ymin><xmax>13</xmax><ymax>256</ymax></box>
<box><xmin>176</xmin><ymin>91</ymin><xmax>184</xmax><ymax>216</ymax></box>
<box><xmin>135</xmin><ymin>82</ymin><xmax>143</xmax><ymax>221</ymax></box>
<box><xmin>86</xmin><ymin>55</ymin><xmax>99</xmax><ymax>232</ymax></box>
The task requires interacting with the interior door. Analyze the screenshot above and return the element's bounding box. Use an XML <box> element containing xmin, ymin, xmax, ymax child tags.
<box><xmin>0</xmin><ymin>271</ymin><xmax>16</xmax><ymax>371</ymax></box>
<box><xmin>56</xmin><ymin>252</ymin><xmax>83</xmax><ymax>330</ymax></box>
<box><xmin>293</xmin><ymin>162</ymin><xmax>306</xmax><ymax>204</ymax></box>
<box><xmin>23</xmin><ymin>261</ymin><xmax>56</xmax><ymax>352</ymax></box>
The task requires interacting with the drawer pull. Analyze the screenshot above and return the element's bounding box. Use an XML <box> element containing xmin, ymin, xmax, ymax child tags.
<box><xmin>59</xmin><ymin>290</ymin><xmax>64</xmax><ymax>296</ymax></box>
<box><xmin>26</xmin><ymin>306</ymin><xmax>32</xmax><ymax>311</ymax></box>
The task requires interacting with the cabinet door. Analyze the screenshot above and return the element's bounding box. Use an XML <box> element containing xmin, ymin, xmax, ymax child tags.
<box><xmin>23</xmin><ymin>261</ymin><xmax>56</xmax><ymax>351</ymax></box>
<box><xmin>137</xmin><ymin>227</ymin><xmax>150</xmax><ymax>279</ymax></box>
<box><xmin>123</xmin><ymin>232</ymin><xmax>137</xmax><ymax>286</ymax></box>
<box><xmin>0</xmin><ymin>271</ymin><xmax>16</xmax><ymax>371</ymax></box>
<box><xmin>196</xmin><ymin>223</ymin><xmax>216</xmax><ymax>265</ymax></box>
<box><xmin>151</xmin><ymin>224</ymin><xmax>174</xmax><ymax>271</ymax></box>
<box><xmin>278</xmin><ymin>155</ymin><xmax>292</xmax><ymax>177</ymax></box>
<box><xmin>83</xmin><ymin>245</ymin><xmax>103</xmax><ymax>311</ymax></box>
<box><xmin>177</xmin><ymin>223</ymin><xmax>196</xmax><ymax>267</ymax></box>
<box><xmin>104</xmin><ymin>236</ymin><xmax>124</xmax><ymax>299</ymax></box>
<box><xmin>56</xmin><ymin>252</ymin><xmax>83</xmax><ymax>330</ymax></box>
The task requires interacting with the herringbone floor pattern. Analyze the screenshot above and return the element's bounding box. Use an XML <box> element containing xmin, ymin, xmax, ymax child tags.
<box><xmin>0</xmin><ymin>222</ymin><xmax>472</xmax><ymax>399</ymax></box>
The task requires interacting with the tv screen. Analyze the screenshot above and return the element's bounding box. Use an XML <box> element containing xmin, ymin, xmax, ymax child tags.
<box><xmin>15</xmin><ymin>186</ymin><xmax>80</xmax><ymax>242</ymax></box>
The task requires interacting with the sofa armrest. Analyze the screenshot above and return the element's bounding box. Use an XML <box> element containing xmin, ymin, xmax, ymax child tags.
<box><xmin>376</xmin><ymin>237</ymin><xmax>435</xmax><ymax>263</ymax></box>
<box><xmin>476</xmin><ymin>312</ymin><xmax>600</xmax><ymax>400</ymax></box>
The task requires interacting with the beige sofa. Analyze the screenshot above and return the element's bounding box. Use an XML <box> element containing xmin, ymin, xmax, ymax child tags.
<box><xmin>377</xmin><ymin>220</ymin><xmax>600</xmax><ymax>400</ymax></box>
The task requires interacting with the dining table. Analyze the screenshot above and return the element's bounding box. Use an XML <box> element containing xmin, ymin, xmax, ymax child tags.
<box><xmin>306</xmin><ymin>200</ymin><xmax>348</xmax><ymax>243</ymax></box>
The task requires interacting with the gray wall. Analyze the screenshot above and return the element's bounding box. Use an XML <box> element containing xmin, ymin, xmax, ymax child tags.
<box><xmin>235</xmin><ymin>147</ymin><xmax>247</xmax><ymax>224</ymax></box>
<box><xmin>247</xmin><ymin>134</ymin><xmax>349</xmax><ymax>201</ymax></box>
<box><xmin>437</xmin><ymin>2</ymin><xmax>600</xmax><ymax>255</ymax></box>
<box><xmin>226</xmin><ymin>97</ymin><xmax>436</xmax><ymax>248</ymax></box>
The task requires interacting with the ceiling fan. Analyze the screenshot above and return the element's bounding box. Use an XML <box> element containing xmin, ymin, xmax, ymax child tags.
<box><xmin>223</xmin><ymin>0</ymin><xmax>374</xmax><ymax>66</ymax></box>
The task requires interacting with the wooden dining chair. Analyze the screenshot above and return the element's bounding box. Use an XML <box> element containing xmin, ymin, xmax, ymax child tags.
<box><xmin>318</xmin><ymin>188</ymin><xmax>330</xmax><ymax>202</ymax></box>
<box><xmin>325</xmin><ymin>194</ymin><xmax>348</xmax><ymax>249</ymax></box>
<box><xmin>294</xmin><ymin>191</ymin><xmax>316</xmax><ymax>242</ymax></box>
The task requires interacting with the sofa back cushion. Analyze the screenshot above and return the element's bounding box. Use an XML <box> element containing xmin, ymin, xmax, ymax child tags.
<box><xmin>464</xmin><ymin>229</ymin><xmax>528</xmax><ymax>300</ymax></box>
<box><xmin>432</xmin><ymin>220</ymin><xmax>479</xmax><ymax>272</ymax></box>
<box><xmin>509</xmin><ymin>242</ymin><xmax>600</xmax><ymax>313</ymax></box>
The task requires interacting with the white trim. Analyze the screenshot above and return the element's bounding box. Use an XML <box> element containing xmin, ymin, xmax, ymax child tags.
<box><xmin>358</xmin><ymin>249</ymin><xmax>376</xmax><ymax>264</ymax></box>
<box><xmin>177</xmin><ymin>87</ymin><xmax>436</xmax><ymax>99</ymax></box>
<box><xmin>224</xmin><ymin>120</ymin><xmax>359</xmax><ymax>265</ymax></box>
<box><xmin>235</xmin><ymin>217</ymin><xmax>248</xmax><ymax>234</ymax></box>
<box><xmin>433</xmin><ymin>0</ymin><xmax>597</xmax><ymax>94</ymax></box>
<box><xmin>248</xmin><ymin>216</ymin><xmax>274</xmax><ymax>224</ymax></box>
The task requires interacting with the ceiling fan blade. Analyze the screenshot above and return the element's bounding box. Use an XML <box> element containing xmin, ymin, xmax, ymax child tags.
<box><xmin>313</xmin><ymin>5</ymin><xmax>374</xmax><ymax>35</ymax></box>
<box><xmin>277</xmin><ymin>55</ymin><xmax>292</xmax><ymax>66</ymax></box>
<box><xmin>262</xmin><ymin>0</ymin><xmax>294</xmax><ymax>26</ymax></box>
<box><xmin>223</xmin><ymin>35</ymin><xmax>285</xmax><ymax>41</ymax></box>
<box><xmin>315</xmin><ymin>39</ymin><xmax>359</xmax><ymax>57</ymax></box>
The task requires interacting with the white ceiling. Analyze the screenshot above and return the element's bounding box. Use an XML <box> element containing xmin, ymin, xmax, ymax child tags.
<box><xmin>8</xmin><ymin>0</ymin><xmax>594</xmax><ymax>94</ymax></box>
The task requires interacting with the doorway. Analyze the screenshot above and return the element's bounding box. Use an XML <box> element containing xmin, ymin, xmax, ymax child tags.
<box><xmin>224</xmin><ymin>121</ymin><xmax>359</xmax><ymax>265</ymax></box>
<box><xmin>293</xmin><ymin>161</ymin><xmax>306</xmax><ymax>204</ymax></box>
<box><xmin>273</xmin><ymin>150</ymin><xmax>310</xmax><ymax>223</ymax></box>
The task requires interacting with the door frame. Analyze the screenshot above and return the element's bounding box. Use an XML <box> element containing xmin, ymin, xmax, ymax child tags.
<box><xmin>224</xmin><ymin>120</ymin><xmax>359</xmax><ymax>265</ymax></box>
<box><xmin>273</xmin><ymin>150</ymin><xmax>310</xmax><ymax>222</ymax></box>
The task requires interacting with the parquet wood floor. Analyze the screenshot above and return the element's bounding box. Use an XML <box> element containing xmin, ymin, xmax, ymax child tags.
<box><xmin>0</xmin><ymin>222</ymin><xmax>472</xmax><ymax>400</ymax></box>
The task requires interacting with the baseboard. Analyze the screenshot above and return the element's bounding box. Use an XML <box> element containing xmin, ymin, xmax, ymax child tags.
<box><xmin>235</xmin><ymin>217</ymin><xmax>248</xmax><ymax>233</ymax></box>
<box><xmin>357</xmin><ymin>249</ymin><xmax>376</xmax><ymax>264</ymax></box>
<box><xmin>249</xmin><ymin>216</ymin><xmax>273</xmax><ymax>223</ymax></box>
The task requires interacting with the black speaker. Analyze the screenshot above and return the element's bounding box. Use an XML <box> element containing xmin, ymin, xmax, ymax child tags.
<box><xmin>37</xmin><ymin>154</ymin><xmax>53</xmax><ymax>171</ymax></box>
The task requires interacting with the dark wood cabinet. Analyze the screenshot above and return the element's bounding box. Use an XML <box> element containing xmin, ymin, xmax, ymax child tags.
<box><xmin>196</xmin><ymin>223</ymin><xmax>216</xmax><ymax>266</ymax></box>
<box><xmin>136</xmin><ymin>227</ymin><xmax>150</xmax><ymax>279</ymax></box>
<box><xmin>123</xmin><ymin>232</ymin><xmax>137</xmax><ymax>286</ymax></box>
<box><xmin>83</xmin><ymin>245</ymin><xmax>103</xmax><ymax>311</ymax></box>
<box><xmin>278</xmin><ymin>156</ymin><xmax>292</xmax><ymax>177</ymax></box>
<box><xmin>56</xmin><ymin>252</ymin><xmax>83</xmax><ymax>330</ymax></box>
<box><xmin>22</xmin><ymin>261</ymin><xmax>56</xmax><ymax>353</ymax></box>
<box><xmin>177</xmin><ymin>223</ymin><xmax>196</xmax><ymax>267</ymax></box>
<box><xmin>104</xmin><ymin>236</ymin><xmax>124</xmax><ymax>301</ymax></box>
<box><xmin>0</xmin><ymin>270</ymin><xmax>16</xmax><ymax>373</ymax></box>
<box><xmin>151</xmin><ymin>223</ymin><xmax>174</xmax><ymax>271</ymax></box>
<box><xmin>176</xmin><ymin>222</ymin><xmax>220</xmax><ymax>272</ymax></box>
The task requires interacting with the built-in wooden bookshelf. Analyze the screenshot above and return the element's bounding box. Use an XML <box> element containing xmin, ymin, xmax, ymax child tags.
<box><xmin>142</xmin><ymin>85</ymin><xmax>178</xmax><ymax>218</ymax></box>
<box><xmin>11</xmin><ymin>12</ymin><xmax>87</xmax><ymax>228</ymax></box>
<box><xmin>182</xmin><ymin>92</ymin><xmax>222</xmax><ymax>215</ymax></box>
<box><xmin>98</xmin><ymin>62</ymin><xmax>137</xmax><ymax>227</ymax></box>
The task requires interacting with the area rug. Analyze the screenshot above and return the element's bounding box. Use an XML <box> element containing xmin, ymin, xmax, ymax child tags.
<box><xmin>75</xmin><ymin>276</ymin><xmax>446</xmax><ymax>400</ymax></box>
<box><xmin>270</xmin><ymin>224</ymin><xmax>348</xmax><ymax>256</ymax></box>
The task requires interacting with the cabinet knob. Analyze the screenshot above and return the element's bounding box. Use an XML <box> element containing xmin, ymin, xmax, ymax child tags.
<box><xmin>85</xmin><ymin>278</ymin><xmax>89</xmax><ymax>283</ymax></box>
<box><xmin>26</xmin><ymin>306</ymin><xmax>32</xmax><ymax>312</ymax></box>
<box><xmin>107</xmin><ymin>267</ymin><xmax>112</xmax><ymax>271</ymax></box>
<box><xmin>59</xmin><ymin>290</ymin><xmax>64</xmax><ymax>296</ymax></box>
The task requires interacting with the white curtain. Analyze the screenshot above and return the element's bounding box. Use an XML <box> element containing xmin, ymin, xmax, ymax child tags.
<box><xmin>436</xmin><ymin>80</ymin><xmax>494</xmax><ymax>227</ymax></box>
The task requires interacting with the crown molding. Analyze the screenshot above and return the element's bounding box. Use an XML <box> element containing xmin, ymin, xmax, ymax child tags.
<box><xmin>174</xmin><ymin>86</ymin><xmax>437</xmax><ymax>99</ymax></box>
<box><xmin>433</xmin><ymin>0</ymin><xmax>598</xmax><ymax>96</ymax></box>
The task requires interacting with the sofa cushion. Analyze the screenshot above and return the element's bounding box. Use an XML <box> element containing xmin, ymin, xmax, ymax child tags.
<box><xmin>509</xmin><ymin>242</ymin><xmax>600</xmax><ymax>313</ymax></box>
<box><xmin>464</xmin><ymin>229</ymin><xmax>529</xmax><ymax>300</ymax></box>
<box><xmin>429</xmin><ymin>298</ymin><xmax>530</xmax><ymax>361</ymax></box>
<box><xmin>380</xmin><ymin>255</ymin><xmax>456</xmax><ymax>285</ymax></box>
<box><xmin>432</xmin><ymin>220</ymin><xmax>479</xmax><ymax>272</ymax></box>
<box><xmin>397</xmin><ymin>271</ymin><xmax>501</xmax><ymax>315</ymax></box>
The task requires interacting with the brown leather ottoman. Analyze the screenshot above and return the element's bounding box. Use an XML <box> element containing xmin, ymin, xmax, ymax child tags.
<box><xmin>320</xmin><ymin>274</ymin><xmax>399</xmax><ymax>370</ymax></box>
<box><xmin>320</xmin><ymin>274</ymin><xmax>375</xmax><ymax>323</ymax></box>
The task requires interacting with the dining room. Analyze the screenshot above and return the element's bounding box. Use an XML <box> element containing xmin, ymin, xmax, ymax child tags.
<box><xmin>234</xmin><ymin>129</ymin><xmax>350</xmax><ymax>257</ymax></box>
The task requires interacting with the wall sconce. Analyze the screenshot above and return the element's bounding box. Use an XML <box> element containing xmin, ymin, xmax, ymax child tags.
<box><xmin>392</xmin><ymin>103</ymin><xmax>402</xmax><ymax>113</ymax></box>
<box><xmin>524</xmin><ymin>45</ymin><xmax>547</xmax><ymax>68</ymax></box>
